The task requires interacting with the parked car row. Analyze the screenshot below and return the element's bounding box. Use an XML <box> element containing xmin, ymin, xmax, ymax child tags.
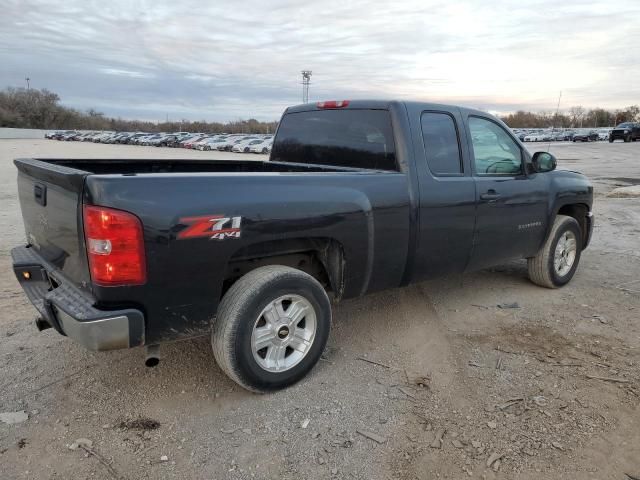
<box><xmin>512</xmin><ymin>128</ymin><xmax>614</xmax><ymax>143</ymax></box>
<box><xmin>44</xmin><ymin>130</ymin><xmax>274</xmax><ymax>154</ymax></box>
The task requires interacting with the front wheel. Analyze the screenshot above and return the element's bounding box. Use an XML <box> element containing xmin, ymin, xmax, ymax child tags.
<box><xmin>212</xmin><ymin>266</ymin><xmax>331</xmax><ymax>392</ymax></box>
<box><xmin>527</xmin><ymin>215</ymin><xmax>582</xmax><ymax>288</ymax></box>
<box><xmin>624</xmin><ymin>135</ymin><xmax>631</xmax><ymax>143</ymax></box>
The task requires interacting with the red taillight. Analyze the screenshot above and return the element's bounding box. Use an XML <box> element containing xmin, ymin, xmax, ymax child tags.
<box><xmin>83</xmin><ymin>205</ymin><xmax>146</xmax><ymax>286</ymax></box>
<box><xmin>316</xmin><ymin>100</ymin><xmax>350</xmax><ymax>109</ymax></box>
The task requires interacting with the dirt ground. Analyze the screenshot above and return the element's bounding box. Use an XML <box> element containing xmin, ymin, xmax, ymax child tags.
<box><xmin>1</xmin><ymin>139</ymin><xmax>639</xmax><ymax>480</ymax></box>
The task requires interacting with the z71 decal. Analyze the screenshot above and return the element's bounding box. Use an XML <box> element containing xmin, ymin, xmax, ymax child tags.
<box><xmin>178</xmin><ymin>215</ymin><xmax>242</xmax><ymax>240</ymax></box>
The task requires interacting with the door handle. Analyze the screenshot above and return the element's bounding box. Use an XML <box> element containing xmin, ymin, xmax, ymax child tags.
<box><xmin>480</xmin><ymin>190</ymin><xmax>501</xmax><ymax>201</ymax></box>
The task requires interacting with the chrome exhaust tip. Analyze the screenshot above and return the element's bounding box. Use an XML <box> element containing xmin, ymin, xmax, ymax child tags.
<box><xmin>145</xmin><ymin>344</ymin><xmax>160</xmax><ymax>367</ymax></box>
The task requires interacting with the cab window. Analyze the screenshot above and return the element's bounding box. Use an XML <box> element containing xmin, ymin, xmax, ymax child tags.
<box><xmin>420</xmin><ymin>112</ymin><xmax>463</xmax><ymax>175</ymax></box>
<box><xmin>272</xmin><ymin>109</ymin><xmax>397</xmax><ymax>171</ymax></box>
<box><xmin>469</xmin><ymin>117</ymin><xmax>522</xmax><ymax>175</ymax></box>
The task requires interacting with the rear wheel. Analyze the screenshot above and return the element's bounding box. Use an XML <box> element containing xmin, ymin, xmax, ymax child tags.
<box><xmin>528</xmin><ymin>215</ymin><xmax>582</xmax><ymax>288</ymax></box>
<box><xmin>262</xmin><ymin>147</ymin><xmax>268</xmax><ymax>154</ymax></box>
<box><xmin>212</xmin><ymin>266</ymin><xmax>331</xmax><ymax>392</ymax></box>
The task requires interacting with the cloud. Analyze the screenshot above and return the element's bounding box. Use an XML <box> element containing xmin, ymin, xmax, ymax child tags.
<box><xmin>1</xmin><ymin>0</ymin><xmax>639</xmax><ymax>121</ymax></box>
<box><xmin>100</xmin><ymin>68</ymin><xmax>153</xmax><ymax>79</ymax></box>
<box><xmin>185</xmin><ymin>74</ymin><xmax>215</xmax><ymax>82</ymax></box>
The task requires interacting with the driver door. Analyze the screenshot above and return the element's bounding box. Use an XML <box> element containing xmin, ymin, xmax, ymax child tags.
<box><xmin>465</xmin><ymin>115</ymin><xmax>549</xmax><ymax>271</ymax></box>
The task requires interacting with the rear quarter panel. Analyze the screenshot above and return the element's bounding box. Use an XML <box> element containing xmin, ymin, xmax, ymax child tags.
<box><xmin>84</xmin><ymin>172</ymin><xmax>411</xmax><ymax>344</ymax></box>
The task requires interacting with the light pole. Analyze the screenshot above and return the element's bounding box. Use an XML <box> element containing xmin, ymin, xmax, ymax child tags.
<box><xmin>301</xmin><ymin>70</ymin><xmax>312</xmax><ymax>103</ymax></box>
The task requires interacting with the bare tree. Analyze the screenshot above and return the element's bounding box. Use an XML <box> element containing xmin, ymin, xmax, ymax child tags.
<box><xmin>0</xmin><ymin>87</ymin><xmax>279</xmax><ymax>133</ymax></box>
<box><xmin>568</xmin><ymin>106</ymin><xmax>586</xmax><ymax>127</ymax></box>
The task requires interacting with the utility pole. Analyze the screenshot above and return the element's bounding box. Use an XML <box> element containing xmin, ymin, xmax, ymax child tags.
<box><xmin>552</xmin><ymin>91</ymin><xmax>562</xmax><ymax>132</ymax></box>
<box><xmin>301</xmin><ymin>70</ymin><xmax>312</xmax><ymax>103</ymax></box>
<box><xmin>25</xmin><ymin>77</ymin><xmax>30</xmax><ymax>90</ymax></box>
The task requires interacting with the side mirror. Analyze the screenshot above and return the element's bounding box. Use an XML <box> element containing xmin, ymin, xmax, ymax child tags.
<box><xmin>531</xmin><ymin>151</ymin><xmax>557</xmax><ymax>173</ymax></box>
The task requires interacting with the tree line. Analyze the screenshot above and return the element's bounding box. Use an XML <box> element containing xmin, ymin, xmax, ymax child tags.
<box><xmin>499</xmin><ymin>105</ymin><xmax>640</xmax><ymax>129</ymax></box>
<box><xmin>1</xmin><ymin>86</ymin><xmax>638</xmax><ymax>132</ymax></box>
<box><xmin>0</xmin><ymin>87</ymin><xmax>278</xmax><ymax>134</ymax></box>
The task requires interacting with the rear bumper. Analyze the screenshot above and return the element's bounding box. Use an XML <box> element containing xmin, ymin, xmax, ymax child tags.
<box><xmin>11</xmin><ymin>245</ymin><xmax>145</xmax><ymax>351</ymax></box>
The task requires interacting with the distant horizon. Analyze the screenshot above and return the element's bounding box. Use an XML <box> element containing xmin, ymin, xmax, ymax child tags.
<box><xmin>4</xmin><ymin>84</ymin><xmax>638</xmax><ymax>126</ymax></box>
<box><xmin>2</xmin><ymin>0</ymin><xmax>639</xmax><ymax>122</ymax></box>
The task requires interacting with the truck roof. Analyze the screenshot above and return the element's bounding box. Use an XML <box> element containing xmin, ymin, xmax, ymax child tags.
<box><xmin>286</xmin><ymin>99</ymin><xmax>489</xmax><ymax>118</ymax></box>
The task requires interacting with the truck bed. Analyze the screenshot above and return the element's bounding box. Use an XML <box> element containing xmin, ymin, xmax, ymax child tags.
<box><xmin>13</xmin><ymin>156</ymin><xmax>411</xmax><ymax>345</ymax></box>
<box><xmin>25</xmin><ymin>158</ymin><xmax>362</xmax><ymax>175</ymax></box>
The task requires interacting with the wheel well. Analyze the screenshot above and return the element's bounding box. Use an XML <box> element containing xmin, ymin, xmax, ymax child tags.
<box><xmin>221</xmin><ymin>238</ymin><xmax>345</xmax><ymax>300</ymax></box>
<box><xmin>557</xmin><ymin>204</ymin><xmax>589</xmax><ymax>247</ymax></box>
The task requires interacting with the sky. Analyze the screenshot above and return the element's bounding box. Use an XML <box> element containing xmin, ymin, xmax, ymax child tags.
<box><xmin>1</xmin><ymin>0</ymin><xmax>639</xmax><ymax>122</ymax></box>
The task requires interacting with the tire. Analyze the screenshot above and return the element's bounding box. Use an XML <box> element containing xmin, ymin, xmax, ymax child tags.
<box><xmin>624</xmin><ymin>135</ymin><xmax>631</xmax><ymax>143</ymax></box>
<box><xmin>609</xmin><ymin>138</ymin><xmax>614</xmax><ymax>143</ymax></box>
<box><xmin>262</xmin><ymin>147</ymin><xmax>268</xmax><ymax>154</ymax></box>
<box><xmin>527</xmin><ymin>215</ymin><xmax>582</xmax><ymax>289</ymax></box>
<box><xmin>212</xmin><ymin>265</ymin><xmax>331</xmax><ymax>392</ymax></box>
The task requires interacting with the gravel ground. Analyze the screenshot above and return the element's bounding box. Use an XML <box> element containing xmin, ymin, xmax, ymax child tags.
<box><xmin>0</xmin><ymin>139</ymin><xmax>639</xmax><ymax>480</ymax></box>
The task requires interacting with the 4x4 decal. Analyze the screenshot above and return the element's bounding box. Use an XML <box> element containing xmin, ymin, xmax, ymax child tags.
<box><xmin>177</xmin><ymin>215</ymin><xmax>242</xmax><ymax>240</ymax></box>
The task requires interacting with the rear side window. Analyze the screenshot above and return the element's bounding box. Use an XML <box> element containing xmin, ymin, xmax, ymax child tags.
<box><xmin>420</xmin><ymin>112</ymin><xmax>463</xmax><ymax>175</ymax></box>
<box><xmin>271</xmin><ymin>109</ymin><xmax>397</xmax><ymax>170</ymax></box>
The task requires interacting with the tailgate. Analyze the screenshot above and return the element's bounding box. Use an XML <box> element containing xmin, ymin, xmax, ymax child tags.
<box><xmin>14</xmin><ymin>158</ymin><xmax>90</xmax><ymax>288</ymax></box>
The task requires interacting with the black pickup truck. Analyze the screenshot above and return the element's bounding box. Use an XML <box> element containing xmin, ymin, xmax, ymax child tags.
<box><xmin>609</xmin><ymin>122</ymin><xmax>640</xmax><ymax>142</ymax></box>
<box><xmin>11</xmin><ymin>100</ymin><xmax>594</xmax><ymax>392</ymax></box>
